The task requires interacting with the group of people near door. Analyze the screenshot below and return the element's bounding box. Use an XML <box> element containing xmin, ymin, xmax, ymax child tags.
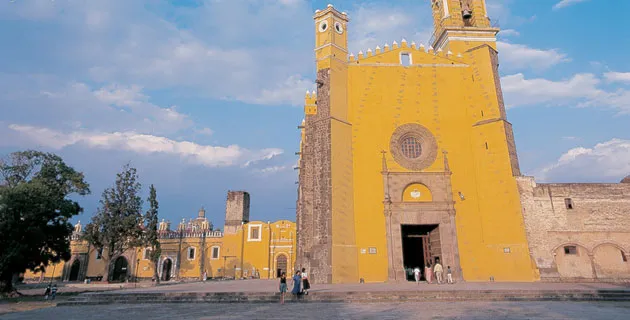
<box><xmin>407</xmin><ymin>258</ymin><xmax>453</xmax><ymax>284</ymax></box>
<box><xmin>278</xmin><ymin>267</ymin><xmax>310</xmax><ymax>304</ymax></box>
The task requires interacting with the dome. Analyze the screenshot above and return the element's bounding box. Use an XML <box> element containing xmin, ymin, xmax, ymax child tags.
<box><xmin>622</xmin><ymin>175</ymin><xmax>630</xmax><ymax>183</ymax></box>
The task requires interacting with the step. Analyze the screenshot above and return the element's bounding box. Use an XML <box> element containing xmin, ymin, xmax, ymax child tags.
<box><xmin>56</xmin><ymin>289</ymin><xmax>630</xmax><ymax>306</ymax></box>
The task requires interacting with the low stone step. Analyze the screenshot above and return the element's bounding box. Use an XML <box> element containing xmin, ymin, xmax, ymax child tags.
<box><xmin>57</xmin><ymin>289</ymin><xmax>630</xmax><ymax>306</ymax></box>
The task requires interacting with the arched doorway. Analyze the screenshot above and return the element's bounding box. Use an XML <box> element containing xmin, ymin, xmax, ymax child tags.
<box><xmin>161</xmin><ymin>258</ymin><xmax>173</xmax><ymax>281</ymax></box>
<box><xmin>276</xmin><ymin>254</ymin><xmax>287</xmax><ymax>278</ymax></box>
<box><xmin>593</xmin><ymin>244</ymin><xmax>630</xmax><ymax>279</ymax></box>
<box><xmin>111</xmin><ymin>256</ymin><xmax>129</xmax><ymax>282</ymax></box>
<box><xmin>69</xmin><ymin>259</ymin><xmax>81</xmax><ymax>281</ymax></box>
<box><xmin>554</xmin><ymin>244</ymin><xmax>593</xmax><ymax>279</ymax></box>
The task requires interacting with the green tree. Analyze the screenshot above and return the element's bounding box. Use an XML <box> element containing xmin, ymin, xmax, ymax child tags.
<box><xmin>83</xmin><ymin>164</ymin><xmax>143</xmax><ymax>282</ymax></box>
<box><xmin>144</xmin><ymin>184</ymin><xmax>161</xmax><ymax>284</ymax></box>
<box><xmin>0</xmin><ymin>150</ymin><xmax>90</xmax><ymax>293</ymax></box>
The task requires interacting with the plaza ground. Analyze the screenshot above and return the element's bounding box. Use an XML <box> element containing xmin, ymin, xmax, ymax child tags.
<box><xmin>2</xmin><ymin>280</ymin><xmax>629</xmax><ymax>318</ymax></box>
<box><xmin>2</xmin><ymin>301</ymin><xmax>630</xmax><ymax>319</ymax></box>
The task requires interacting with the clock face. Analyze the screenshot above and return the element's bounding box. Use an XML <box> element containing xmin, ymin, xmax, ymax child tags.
<box><xmin>410</xmin><ymin>189</ymin><xmax>421</xmax><ymax>199</ymax></box>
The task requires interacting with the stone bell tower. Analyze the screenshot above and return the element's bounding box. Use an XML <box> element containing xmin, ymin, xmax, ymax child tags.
<box><xmin>296</xmin><ymin>4</ymin><xmax>359</xmax><ymax>284</ymax></box>
<box><xmin>430</xmin><ymin>0</ymin><xmax>497</xmax><ymax>52</ymax></box>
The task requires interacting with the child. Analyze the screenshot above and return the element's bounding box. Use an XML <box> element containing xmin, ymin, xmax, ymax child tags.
<box><xmin>51</xmin><ymin>284</ymin><xmax>58</xmax><ymax>300</ymax></box>
<box><xmin>279</xmin><ymin>272</ymin><xmax>287</xmax><ymax>304</ymax></box>
<box><xmin>447</xmin><ymin>266</ymin><xmax>453</xmax><ymax>284</ymax></box>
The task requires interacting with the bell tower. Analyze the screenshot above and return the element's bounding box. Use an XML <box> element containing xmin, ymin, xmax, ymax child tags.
<box><xmin>314</xmin><ymin>4</ymin><xmax>348</xmax><ymax>71</ymax></box>
<box><xmin>430</xmin><ymin>0</ymin><xmax>497</xmax><ymax>52</ymax></box>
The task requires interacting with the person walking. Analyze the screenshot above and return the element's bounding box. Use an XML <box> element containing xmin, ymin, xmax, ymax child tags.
<box><xmin>434</xmin><ymin>259</ymin><xmax>444</xmax><ymax>284</ymax></box>
<box><xmin>413</xmin><ymin>266</ymin><xmax>421</xmax><ymax>285</ymax></box>
<box><xmin>425</xmin><ymin>262</ymin><xmax>433</xmax><ymax>284</ymax></box>
<box><xmin>291</xmin><ymin>271</ymin><xmax>302</xmax><ymax>298</ymax></box>
<box><xmin>447</xmin><ymin>266</ymin><xmax>453</xmax><ymax>284</ymax></box>
<box><xmin>279</xmin><ymin>272</ymin><xmax>288</xmax><ymax>304</ymax></box>
<box><xmin>44</xmin><ymin>284</ymin><xmax>51</xmax><ymax>300</ymax></box>
<box><xmin>301</xmin><ymin>268</ymin><xmax>311</xmax><ymax>295</ymax></box>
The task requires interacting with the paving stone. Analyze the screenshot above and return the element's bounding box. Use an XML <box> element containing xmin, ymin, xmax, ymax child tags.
<box><xmin>3</xmin><ymin>301</ymin><xmax>630</xmax><ymax>319</ymax></box>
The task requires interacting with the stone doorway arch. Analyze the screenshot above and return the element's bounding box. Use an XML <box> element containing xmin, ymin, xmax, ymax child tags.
<box><xmin>161</xmin><ymin>258</ymin><xmax>173</xmax><ymax>281</ymax></box>
<box><xmin>276</xmin><ymin>254</ymin><xmax>288</xmax><ymax>278</ymax></box>
<box><xmin>111</xmin><ymin>256</ymin><xmax>129</xmax><ymax>282</ymax></box>
<box><xmin>69</xmin><ymin>259</ymin><xmax>81</xmax><ymax>281</ymax></box>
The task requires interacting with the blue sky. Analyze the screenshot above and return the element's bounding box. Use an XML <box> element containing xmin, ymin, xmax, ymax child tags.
<box><xmin>1</xmin><ymin>0</ymin><xmax>629</xmax><ymax>228</ymax></box>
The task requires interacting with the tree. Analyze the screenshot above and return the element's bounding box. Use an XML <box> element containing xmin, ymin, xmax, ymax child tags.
<box><xmin>0</xmin><ymin>151</ymin><xmax>90</xmax><ymax>293</ymax></box>
<box><xmin>144</xmin><ymin>184</ymin><xmax>161</xmax><ymax>284</ymax></box>
<box><xmin>83</xmin><ymin>164</ymin><xmax>143</xmax><ymax>282</ymax></box>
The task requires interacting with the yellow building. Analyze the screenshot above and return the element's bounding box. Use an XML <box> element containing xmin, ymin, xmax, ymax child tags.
<box><xmin>24</xmin><ymin>191</ymin><xmax>296</xmax><ymax>283</ymax></box>
<box><xmin>296</xmin><ymin>1</ymin><xmax>539</xmax><ymax>284</ymax></box>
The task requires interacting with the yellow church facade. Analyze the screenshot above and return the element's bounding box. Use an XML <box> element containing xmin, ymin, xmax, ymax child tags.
<box><xmin>296</xmin><ymin>1</ymin><xmax>539</xmax><ymax>284</ymax></box>
<box><xmin>24</xmin><ymin>191</ymin><xmax>296</xmax><ymax>283</ymax></box>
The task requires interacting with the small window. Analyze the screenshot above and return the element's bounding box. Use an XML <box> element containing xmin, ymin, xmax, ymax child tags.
<box><xmin>481</xmin><ymin>110</ymin><xmax>484</xmax><ymax>117</ymax></box>
<box><xmin>564</xmin><ymin>246</ymin><xmax>577</xmax><ymax>255</ymax></box>
<box><xmin>622</xmin><ymin>251</ymin><xmax>628</xmax><ymax>262</ymax></box>
<box><xmin>485</xmin><ymin>142</ymin><xmax>489</xmax><ymax>150</ymax></box>
<box><xmin>143</xmin><ymin>248</ymin><xmax>151</xmax><ymax>260</ymax></box>
<box><xmin>187</xmin><ymin>247</ymin><xmax>196</xmax><ymax>260</ymax></box>
<box><xmin>565</xmin><ymin>198</ymin><xmax>573</xmax><ymax>210</ymax></box>
<box><xmin>96</xmin><ymin>248</ymin><xmax>103</xmax><ymax>260</ymax></box>
<box><xmin>401</xmin><ymin>53</ymin><xmax>411</xmax><ymax>66</ymax></box>
<box><xmin>249</xmin><ymin>226</ymin><xmax>261</xmax><ymax>241</ymax></box>
<box><xmin>211</xmin><ymin>247</ymin><xmax>220</xmax><ymax>260</ymax></box>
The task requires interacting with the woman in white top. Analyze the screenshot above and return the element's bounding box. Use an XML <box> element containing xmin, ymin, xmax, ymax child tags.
<box><xmin>301</xmin><ymin>267</ymin><xmax>310</xmax><ymax>295</ymax></box>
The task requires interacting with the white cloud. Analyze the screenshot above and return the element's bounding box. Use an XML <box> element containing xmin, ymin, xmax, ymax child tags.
<box><xmin>7</xmin><ymin>124</ymin><xmax>283</xmax><ymax>168</ymax></box>
<box><xmin>238</xmin><ymin>75</ymin><xmax>315</xmax><ymax>106</ymax></box>
<box><xmin>196</xmin><ymin>128</ymin><xmax>214</xmax><ymax>136</ymax></box>
<box><xmin>553</xmin><ymin>0</ymin><xmax>590</xmax><ymax>10</ymax></box>
<box><xmin>0</xmin><ymin>75</ymin><xmax>192</xmax><ymax>135</ymax></box>
<box><xmin>501</xmin><ymin>73</ymin><xmax>630</xmax><ymax>114</ymax></box>
<box><xmin>536</xmin><ymin>139</ymin><xmax>630</xmax><ymax>182</ymax></box>
<box><xmin>604</xmin><ymin>72</ymin><xmax>630</xmax><ymax>84</ymax></box>
<box><xmin>499</xmin><ymin>29</ymin><xmax>520</xmax><ymax>37</ymax></box>
<box><xmin>252</xmin><ymin>165</ymin><xmax>291</xmax><ymax>175</ymax></box>
<box><xmin>2</xmin><ymin>0</ymin><xmax>316</xmax><ymax>107</ymax></box>
<box><xmin>348</xmin><ymin>2</ymin><xmax>433</xmax><ymax>54</ymax></box>
<box><xmin>497</xmin><ymin>42</ymin><xmax>570</xmax><ymax>71</ymax></box>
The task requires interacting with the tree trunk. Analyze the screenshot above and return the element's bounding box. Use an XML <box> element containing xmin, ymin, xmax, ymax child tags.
<box><xmin>102</xmin><ymin>256</ymin><xmax>111</xmax><ymax>283</ymax></box>
<box><xmin>153</xmin><ymin>259</ymin><xmax>160</xmax><ymax>285</ymax></box>
<box><xmin>0</xmin><ymin>272</ymin><xmax>14</xmax><ymax>293</ymax></box>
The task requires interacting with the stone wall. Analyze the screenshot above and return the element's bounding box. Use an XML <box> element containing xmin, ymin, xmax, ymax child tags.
<box><xmin>296</xmin><ymin>68</ymin><xmax>334</xmax><ymax>284</ymax></box>
<box><xmin>517</xmin><ymin>176</ymin><xmax>630</xmax><ymax>281</ymax></box>
<box><xmin>224</xmin><ymin>191</ymin><xmax>250</xmax><ymax>235</ymax></box>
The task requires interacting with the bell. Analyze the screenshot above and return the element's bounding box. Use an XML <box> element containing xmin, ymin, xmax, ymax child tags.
<box><xmin>462</xmin><ymin>9</ymin><xmax>472</xmax><ymax>19</ymax></box>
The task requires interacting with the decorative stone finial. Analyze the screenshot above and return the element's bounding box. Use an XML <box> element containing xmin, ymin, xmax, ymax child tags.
<box><xmin>315</xmin><ymin>9</ymin><xmax>320</xmax><ymax>13</ymax></box>
<box><xmin>342</xmin><ymin>12</ymin><xmax>347</xmax><ymax>15</ymax></box>
<box><xmin>327</xmin><ymin>4</ymin><xmax>333</xmax><ymax>8</ymax></box>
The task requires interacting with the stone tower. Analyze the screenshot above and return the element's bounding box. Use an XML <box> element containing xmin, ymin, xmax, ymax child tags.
<box><xmin>295</xmin><ymin>4</ymin><xmax>359</xmax><ymax>284</ymax></box>
<box><xmin>224</xmin><ymin>191</ymin><xmax>250</xmax><ymax>235</ymax></box>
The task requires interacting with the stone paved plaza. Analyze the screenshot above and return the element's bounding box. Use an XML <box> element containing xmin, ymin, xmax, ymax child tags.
<box><xmin>100</xmin><ymin>279</ymin><xmax>629</xmax><ymax>294</ymax></box>
<box><xmin>1</xmin><ymin>301</ymin><xmax>629</xmax><ymax>319</ymax></box>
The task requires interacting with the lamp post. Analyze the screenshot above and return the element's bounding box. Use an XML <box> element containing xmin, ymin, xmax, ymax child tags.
<box><xmin>135</xmin><ymin>258</ymin><xmax>140</xmax><ymax>288</ymax></box>
<box><xmin>48</xmin><ymin>263</ymin><xmax>57</xmax><ymax>286</ymax></box>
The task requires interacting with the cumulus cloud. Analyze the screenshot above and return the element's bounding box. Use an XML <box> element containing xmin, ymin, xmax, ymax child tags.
<box><xmin>604</xmin><ymin>72</ymin><xmax>630</xmax><ymax>84</ymax></box>
<box><xmin>553</xmin><ymin>0</ymin><xmax>590</xmax><ymax>10</ymax></box>
<box><xmin>536</xmin><ymin>139</ymin><xmax>630</xmax><ymax>182</ymax></box>
<box><xmin>0</xmin><ymin>75</ymin><xmax>192</xmax><ymax>135</ymax></box>
<box><xmin>497</xmin><ymin>42</ymin><xmax>570</xmax><ymax>71</ymax></box>
<box><xmin>1</xmin><ymin>0</ymin><xmax>315</xmax><ymax>107</ymax></box>
<box><xmin>499</xmin><ymin>29</ymin><xmax>520</xmax><ymax>37</ymax></box>
<box><xmin>348</xmin><ymin>2</ymin><xmax>433</xmax><ymax>54</ymax></box>
<box><xmin>501</xmin><ymin>73</ymin><xmax>630</xmax><ymax>114</ymax></box>
<box><xmin>7</xmin><ymin>124</ymin><xmax>283</xmax><ymax>168</ymax></box>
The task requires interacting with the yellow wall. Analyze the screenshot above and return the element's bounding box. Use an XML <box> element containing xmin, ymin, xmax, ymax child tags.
<box><xmin>300</xmin><ymin>3</ymin><xmax>538</xmax><ymax>283</ymax></box>
<box><xmin>24</xmin><ymin>220</ymin><xmax>296</xmax><ymax>282</ymax></box>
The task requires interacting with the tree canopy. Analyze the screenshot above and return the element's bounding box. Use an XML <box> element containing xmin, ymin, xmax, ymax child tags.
<box><xmin>82</xmin><ymin>164</ymin><xmax>143</xmax><ymax>282</ymax></box>
<box><xmin>0</xmin><ymin>151</ymin><xmax>90</xmax><ymax>293</ymax></box>
<box><xmin>144</xmin><ymin>184</ymin><xmax>161</xmax><ymax>284</ymax></box>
